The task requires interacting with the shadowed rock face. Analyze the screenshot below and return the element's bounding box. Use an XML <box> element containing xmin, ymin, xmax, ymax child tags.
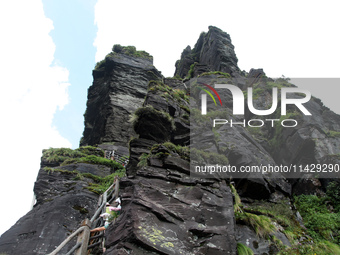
<box><xmin>175</xmin><ymin>26</ymin><xmax>241</xmax><ymax>78</ymax></box>
<box><xmin>104</xmin><ymin>80</ymin><xmax>237</xmax><ymax>254</ymax></box>
<box><xmin>81</xmin><ymin>52</ymin><xmax>162</xmax><ymax>147</ymax></box>
<box><xmin>0</xmin><ymin>161</ymin><xmax>102</xmax><ymax>255</ymax></box>
<box><xmin>235</xmin><ymin>225</ymin><xmax>290</xmax><ymax>255</ymax></box>
<box><xmin>106</xmin><ymin>177</ymin><xmax>236</xmax><ymax>255</ymax></box>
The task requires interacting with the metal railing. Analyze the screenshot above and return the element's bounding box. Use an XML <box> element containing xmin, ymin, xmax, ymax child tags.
<box><xmin>104</xmin><ymin>150</ymin><xmax>129</xmax><ymax>166</ymax></box>
<box><xmin>47</xmin><ymin>177</ymin><xmax>120</xmax><ymax>255</ymax></box>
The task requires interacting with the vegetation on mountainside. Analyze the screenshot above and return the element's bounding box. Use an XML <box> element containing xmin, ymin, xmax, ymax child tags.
<box><xmin>237</xmin><ymin>242</ymin><xmax>254</xmax><ymax>255</ymax></box>
<box><xmin>137</xmin><ymin>142</ymin><xmax>189</xmax><ymax>167</ymax></box>
<box><xmin>278</xmin><ymin>240</ymin><xmax>340</xmax><ymax>255</ymax></box>
<box><xmin>131</xmin><ymin>105</ymin><xmax>176</xmax><ymax>131</ymax></box>
<box><xmin>43</xmin><ymin>146</ymin><xmax>103</xmax><ymax>163</ymax></box>
<box><xmin>230</xmin><ymin>182</ymin><xmax>340</xmax><ymax>254</ymax></box>
<box><xmin>230</xmin><ymin>183</ymin><xmax>242</xmax><ymax>213</ymax></box>
<box><xmin>94</xmin><ymin>44</ymin><xmax>153</xmax><ymax>70</ymax></box>
<box><xmin>190</xmin><ymin>147</ymin><xmax>229</xmax><ymax>165</ymax></box>
<box><xmin>326</xmin><ymin>130</ymin><xmax>340</xmax><ymax>138</ymax></box>
<box><xmin>230</xmin><ymin>182</ymin><xmax>340</xmax><ymax>255</ymax></box>
<box><xmin>136</xmin><ymin>140</ymin><xmax>229</xmax><ymax>169</ymax></box>
<box><xmin>197</xmin><ymin>71</ymin><xmax>231</xmax><ymax>78</ymax></box>
<box><xmin>61</xmin><ymin>155</ymin><xmax>123</xmax><ymax>171</ymax></box>
<box><xmin>94</xmin><ymin>59</ymin><xmax>106</xmax><ymax>70</ymax></box>
<box><xmin>294</xmin><ymin>183</ymin><xmax>340</xmax><ymax>244</ymax></box>
<box><xmin>185</xmin><ymin>62</ymin><xmax>197</xmax><ymax>79</ymax></box>
<box><xmin>158</xmin><ymin>142</ymin><xmax>190</xmax><ymax>160</ymax></box>
<box><xmin>43</xmin><ymin>168</ymin><xmax>125</xmax><ymax>195</ymax></box>
<box><xmin>171</xmin><ymin>75</ymin><xmax>184</xmax><ymax>80</ymax></box>
<box><xmin>147</xmin><ymin>80</ymin><xmax>190</xmax><ymax>113</ymax></box>
<box><xmin>83</xmin><ymin>171</ymin><xmax>125</xmax><ymax>194</ymax></box>
<box><xmin>112</xmin><ymin>44</ymin><xmax>153</xmax><ymax>61</ymax></box>
<box><xmin>235</xmin><ymin>208</ymin><xmax>277</xmax><ymax>239</ymax></box>
<box><xmin>243</xmin><ymin>77</ymin><xmax>294</xmax><ymax>99</ymax></box>
<box><xmin>42</xmin><ymin>146</ymin><xmax>126</xmax><ymax>195</ymax></box>
<box><xmin>43</xmin><ymin>146</ymin><xmax>123</xmax><ymax>172</ymax></box>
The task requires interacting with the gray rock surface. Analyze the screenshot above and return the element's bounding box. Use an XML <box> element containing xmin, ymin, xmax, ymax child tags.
<box><xmin>103</xmin><ymin>77</ymin><xmax>236</xmax><ymax>254</ymax></box>
<box><xmin>175</xmin><ymin>26</ymin><xmax>241</xmax><ymax>78</ymax></box>
<box><xmin>0</xmin><ymin>165</ymin><xmax>100</xmax><ymax>255</ymax></box>
<box><xmin>236</xmin><ymin>225</ymin><xmax>290</xmax><ymax>255</ymax></box>
<box><xmin>81</xmin><ymin>51</ymin><xmax>162</xmax><ymax>147</ymax></box>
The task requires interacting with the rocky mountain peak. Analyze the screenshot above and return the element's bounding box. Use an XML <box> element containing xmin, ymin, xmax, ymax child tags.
<box><xmin>175</xmin><ymin>25</ymin><xmax>241</xmax><ymax>79</ymax></box>
<box><xmin>80</xmin><ymin>45</ymin><xmax>162</xmax><ymax>148</ymax></box>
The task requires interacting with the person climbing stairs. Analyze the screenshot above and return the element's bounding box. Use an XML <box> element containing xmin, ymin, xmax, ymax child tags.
<box><xmin>47</xmin><ymin>177</ymin><xmax>121</xmax><ymax>255</ymax></box>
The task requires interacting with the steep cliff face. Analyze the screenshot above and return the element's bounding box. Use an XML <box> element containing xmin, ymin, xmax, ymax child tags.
<box><xmin>238</xmin><ymin>75</ymin><xmax>340</xmax><ymax>195</ymax></box>
<box><xmin>81</xmin><ymin>45</ymin><xmax>162</xmax><ymax>147</ymax></box>
<box><xmin>103</xmin><ymin>79</ymin><xmax>237</xmax><ymax>254</ymax></box>
<box><xmin>175</xmin><ymin>26</ymin><xmax>241</xmax><ymax>79</ymax></box>
<box><xmin>101</xmin><ymin>28</ymin><xmax>340</xmax><ymax>254</ymax></box>
<box><xmin>0</xmin><ymin>147</ymin><xmax>124</xmax><ymax>254</ymax></box>
<box><xmin>1</xmin><ymin>27</ymin><xmax>340</xmax><ymax>255</ymax></box>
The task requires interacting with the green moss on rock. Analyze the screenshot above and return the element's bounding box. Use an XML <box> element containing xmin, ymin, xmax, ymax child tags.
<box><xmin>112</xmin><ymin>44</ymin><xmax>153</xmax><ymax>61</ymax></box>
<box><xmin>197</xmin><ymin>71</ymin><xmax>231</xmax><ymax>78</ymax></box>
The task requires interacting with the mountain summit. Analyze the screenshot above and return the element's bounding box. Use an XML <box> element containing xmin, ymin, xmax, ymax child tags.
<box><xmin>175</xmin><ymin>26</ymin><xmax>241</xmax><ymax>79</ymax></box>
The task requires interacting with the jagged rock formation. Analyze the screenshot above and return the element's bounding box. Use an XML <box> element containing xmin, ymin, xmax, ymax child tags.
<box><xmin>0</xmin><ymin>147</ymin><xmax>113</xmax><ymax>254</ymax></box>
<box><xmin>103</xmin><ymin>79</ymin><xmax>237</xmax><ymax>254</ymax></box>
<box><xmin>175</xmin><ymin>26</ymin><xmax>241</xmax><ymax>79</ymax></box>
<box><xmin>1</xmin><ymin>26</ymin><xmax>340</xmax><ymax>255</ymax></box>
<box><xmin>81</xmin><ymin>46</ymin><xmax>162</xmax><ymax>147</ymax></box>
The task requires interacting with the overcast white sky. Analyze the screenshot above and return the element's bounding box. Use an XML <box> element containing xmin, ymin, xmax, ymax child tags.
<box><xmin>0</xmin><ymin>0</ymin><xmax>339</xmax><ymax>236</ymax></box>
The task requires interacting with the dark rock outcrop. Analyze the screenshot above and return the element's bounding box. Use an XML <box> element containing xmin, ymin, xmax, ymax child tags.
<box><xmin>175</xmin><ymin>26</ymin><xmax>241</xmax><ymax>78</ymax></box>
<box><xmin>104</xmin><ymin>81</ymin><xmax>237</xmax><ymax>254</ymax></box>
<box><xmin>81</xmin><ymin>49</ymin><xmax>162</xmax><ymax>147</ymax></box>
<box><xmin>246</xmin><ymin>68</ymin><xmax>266</xmax><ymax>88</ymax></box>
<box><xmin>0</xmin><ymin>161</ymin><xmax>101</xmax><ymax>254</ymax></box>
<box><xmin>236</xmin><ymin>225</ymin><xmax>290</xmax><ymax>255</ymax></box>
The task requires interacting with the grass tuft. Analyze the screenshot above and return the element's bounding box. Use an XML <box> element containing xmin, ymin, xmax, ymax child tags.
<box><xmin>237</xmin><ymin>242</ymin><xmax>254</xmax><ymax>255</ymax></box>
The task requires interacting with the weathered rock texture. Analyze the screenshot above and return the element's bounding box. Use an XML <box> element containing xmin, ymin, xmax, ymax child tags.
<box><xmin>81</xmin><ymin>50</ymin><xmax>162</xmax><ymax>147</ymax></box>
<box><xmin>103</xmin><ymin>79</ymin><xmax>237</xmax><ymax>254</ymax></box>
<box><xmin>0</xmin><ymin>157</ymin><xmax>102</xmax><ymax>254</ymax></box>
<box><xmin>175</xmin><ymin>26</ymin><xmax>241</xmax><ymax>78</ymax></box>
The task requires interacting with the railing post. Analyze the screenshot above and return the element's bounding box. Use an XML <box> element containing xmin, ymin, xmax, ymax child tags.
<box><xmin>75</xmin><ymin>219</ymin><xmax>91</xmax><ymax>255</ymax></box>
<box><xmin>48</xmin><ymin>177</ymin><xmax>121</xmax><ymax>255</ymax></box>
<box><xmin>114</xmin><ymin>178</ymin><xmax>119</xmax><ymax>199</ymax></box>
